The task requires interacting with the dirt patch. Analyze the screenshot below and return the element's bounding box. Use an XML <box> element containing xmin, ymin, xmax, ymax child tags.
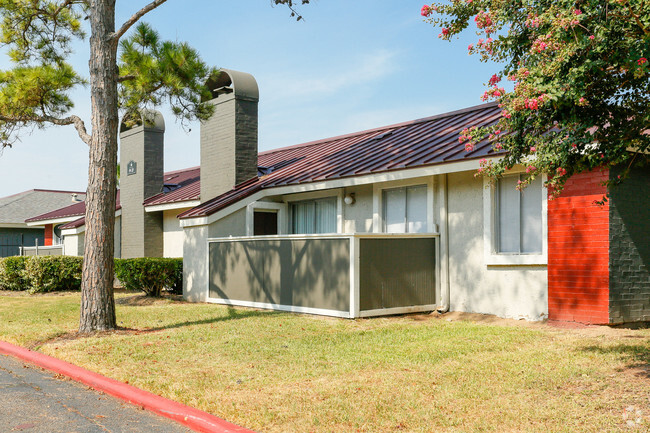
<box><xmin>115</xmin><ymin>293</ymin><xmax>183</xmax><ymax>306</ymax></box>
<box><xmin>409</xmin><ymin>310</ymin><xmax>650</xmax><ymax>339</ymax></box>
<box><xmin>30</xmin><ymin>326</ymin><xmax>165</xmax><ymax>350</ymax></box>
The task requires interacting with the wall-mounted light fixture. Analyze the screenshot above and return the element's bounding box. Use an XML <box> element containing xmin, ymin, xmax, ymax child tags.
<box><xmin>344</xmin><ymin>193</ymin><xmax>356</xmax><ymax>205</ymax></box>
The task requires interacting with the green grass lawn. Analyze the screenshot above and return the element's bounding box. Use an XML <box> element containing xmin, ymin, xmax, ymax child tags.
<box><xmin>1</xmin><ymin>291</ymin><xmax>648</xmax><ymax>432</ymax></box>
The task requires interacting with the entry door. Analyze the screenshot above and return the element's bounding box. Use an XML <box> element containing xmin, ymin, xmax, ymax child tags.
<box><xmin>254</xmin><ymin>211</ymin><xmax>278</xmax><ymax>236</ymax></box>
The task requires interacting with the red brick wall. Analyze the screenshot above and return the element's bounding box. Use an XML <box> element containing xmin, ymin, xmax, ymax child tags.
<box><xmin>547</xmin><ymin>170</ymin><xmax>610</xmax><ymax>324</ymax></box>
<box><xmin>44</xmin><ymin>224</ymin><xmax>53</xmax><ymax>246</ymax></box>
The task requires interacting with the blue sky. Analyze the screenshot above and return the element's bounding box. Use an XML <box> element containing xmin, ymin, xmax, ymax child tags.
<box><xmin>0</xmin><ymin>0</ymin><xmax>499</xmax><ymax>196</ymax></box>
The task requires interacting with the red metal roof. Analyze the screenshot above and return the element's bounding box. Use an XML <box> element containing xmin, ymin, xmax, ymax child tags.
<box><xmin>143</xmin><ymin>166</ymin><xmax>200</xmax><ymax>207</ymax></box>
<box><xmin>27</xmin><ymin>165</ymin><xmax>200</xmax><ymax>224</ymax></box>
<box><xmin>26</xmin><ymin>191</ymin><xmax>121</xmax><ymax>224</ymax></box>
<box><xmin>180</xmin><ymin>103</ymin><xmax>501</xmax><ymax>219</ymax></box>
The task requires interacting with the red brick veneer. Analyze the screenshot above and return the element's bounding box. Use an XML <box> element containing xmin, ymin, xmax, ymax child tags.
<box><xmin>44</xmin><ymin>224</ymin><xmax>53</xmax><ymax>246</ymax></box>
<box><xmin>547</xmin><ymin>170</ymin><xmax>610</xmax><ymax>324</ymax></box>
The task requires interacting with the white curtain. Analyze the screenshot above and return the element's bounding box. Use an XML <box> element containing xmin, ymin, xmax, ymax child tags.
<box><xmin>291</xmin><ymin>197</ymin><xmax>337</xmax><ymax>234</ymax></box>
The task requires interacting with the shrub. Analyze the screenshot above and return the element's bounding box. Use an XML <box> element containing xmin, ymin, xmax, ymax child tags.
<box><xmin>22</xmin><ymin>256</ymin><xmax>83</xmax><ymax>294</ymax></box>
<box><xmin>0</xmin><ymin>256</ymin><xmax>29</xmax><ymax>291</ymax></box>
<box><xmin>114</xmin><ymin>257</ymin><xmax>182</xmax><ymax>297</ymax></box>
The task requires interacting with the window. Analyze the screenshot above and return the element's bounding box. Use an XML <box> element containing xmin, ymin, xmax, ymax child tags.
<box><xmin>495</xmin><ymin>175</ymin><xmax>543</xmax><ymax>254</ymax></box>
<box><xmin>383</xmin><ymin>185</ymin><xmax>427</xmax><ymax>233</ymax></box>
<box><xmin>290</xmin><ymin>197</ymin><xmax>337</xmax><ymax>234</ymax></box>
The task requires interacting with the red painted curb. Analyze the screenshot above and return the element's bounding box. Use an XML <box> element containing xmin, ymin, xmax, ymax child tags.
<box><xmin>0</xmin><ymin>341</ymin><xmax>255</xmax><ymax>433</ymax></box>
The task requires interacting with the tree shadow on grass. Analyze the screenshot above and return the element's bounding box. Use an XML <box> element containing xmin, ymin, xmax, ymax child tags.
<box><xmin>580</xmin><ymin>344</ymin><xmax>650</xmax><ymax>378</ymax></box>
<box><xmin>142</xmin><ymin>306</ymin><xmax>281</xmax><ymax>332</ymax></box>
<box><xmin>33</xmin><ymin>307</ymin><xmax>281</xmax><ymax>348</ymax></box>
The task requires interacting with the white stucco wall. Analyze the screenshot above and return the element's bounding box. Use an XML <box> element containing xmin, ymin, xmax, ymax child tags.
<box><xmin>446</xmin><ymin>171</ymin><xmax>548</xmax><ymax>320</ymax></box>
<box><xmin>342</xmin><ymin>185</ymin><xmax>373</xmax><ymax>233</ymax></box>
<box><xmin>182</xmin><ymin>224</ymin><xmax>209</xmax><ymax>302</ymax></box>
<box><xmin>208</xmin><ymin>208</ymin><xmax>246</xmax><ymax>237</ymax></box>
<box><xmin>182</xmin><ymin>208</ymin><xmax>247</xmax><ymax>302</ymax></box>
<box><xmin>62</xmin><ymin>216</ymin><xmax>121</xmax><ymax>258</ymax></box>
<box><xmin>63</xmin><ymin>232</ymin><xmax>84</xmax><ymax>256</ymax></box>
<box><xmin>114</xmin><ymin>216</ymin><xmax>121</xmax><ymax>258</ymax></box>
<box><xmin>163</xmin><ymin>208</ymin><xmax>190</xmax><ymax>258</ymax></box>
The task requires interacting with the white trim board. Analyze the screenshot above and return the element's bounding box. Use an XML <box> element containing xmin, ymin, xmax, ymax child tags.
<box><xmin>180</xmin><ymin>158</ymin><xmax>492</xmax><ymax>228</ymax></box>
<box><xmin>205</xmin><ymin>298</ymin><xmax>351</xmax><ymax>319</ymax></box>
<box><xmin>145</xmin><ymin>200</ymin><xmax>201</xmax><ymax>213</ymax></box>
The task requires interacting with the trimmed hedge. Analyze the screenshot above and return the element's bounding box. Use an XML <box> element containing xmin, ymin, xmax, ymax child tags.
<box><xmin>114</xmin><ymin>257</ymin><xmax>183</xmax><ymax>297</ymax></box>
<box><xmin>0</xmin><ymin>255</ymin><xmax>183</xmax><ymax>295</ymax></box>
<box><xmin>23</xmin><ymin>256</ymin><xmax>83</xmax><ymax>294</ymax></box>
<box><xmin>0</xmin><ymin>256</ymin><xmax>29</xmax><ymax>291</ymax></box>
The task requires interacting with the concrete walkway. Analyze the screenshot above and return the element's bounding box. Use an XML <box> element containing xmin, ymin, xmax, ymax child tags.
<box><xmin>0</xmin><ymin>354</ymin><xmax>192</xmax><ymax>432</ymax></box>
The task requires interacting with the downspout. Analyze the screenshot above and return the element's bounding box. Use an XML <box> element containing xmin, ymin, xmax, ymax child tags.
<box><xmin>437</xmin><ymin>173</ymin><xmax>450</xmax><ymax>313</ymax></box>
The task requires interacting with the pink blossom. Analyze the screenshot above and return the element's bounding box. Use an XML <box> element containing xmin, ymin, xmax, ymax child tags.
<box><xmin>589</xmin><ymin>35</ymin><xmax>595</xmax><ymax>40</ymax></box>
<box><xmin>638</xmin><ymin>57</ymin><xmax>648</xmax><ymax>65</ymax></box>
<box><xmin>526</xmin><ymin>98</ymin><xmax>539</xmax><ymax>110</ymax></box>
<box><xmin>480</xmin><ymin>158</ymin><xmax>487</xmax><ymax>164</ymax></box>
<box><xmin>502</xmin><ymin>110</ymin><xmax>511</xmax><ymax>119</ymax></box>
<box><xmin>526</xmin><ymin>165</ymin><xmax>536</xmax><ymax>173</ymax></box>
<box><xmin>465</xmin><ymin>143</ymin><xmax>475</xmax><ymax>152</ymax></box>
<box><xmin>530</xmin><ymin>146</ymin><xmax>536</xmax><ymax>152</ymax></box>
<box><xmin>468</xmin><ymin>44</ymin><xmax>473</xmax><ymax>51</ymax></box>
<box><xmin>488</xmin><ymin>74</ymin><xmax>501</xmax><ymax>86</ymax></box>
<box><xmin>556</xmin><ymin>167</ymin><xmax>567</xmax><ymax>176</ymax></box>
<box><xmin>574</xmin><ymin>9</ymin><xmax>582</xmax><ymax>15</ymax></box>
<box><xmin>441</xmin><ymin>27</ymin><xmax>450</xmax><ymax>36</ymax></box>
<box><xmin>421</xmin><ymin>5</ymin><xmax>431</xmax><ymax>17</ymax></box>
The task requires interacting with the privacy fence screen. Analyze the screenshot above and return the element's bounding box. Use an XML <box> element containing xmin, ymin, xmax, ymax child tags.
<box><xmin>207</xmin><ymin>234</ymin><xmax>438</xmax><ymax>318</ymax></box>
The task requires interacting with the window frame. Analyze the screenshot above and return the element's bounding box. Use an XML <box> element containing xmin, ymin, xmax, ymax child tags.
<box><xmin>483</xmin><ymin>173</ymin><xmax>548</xmax><ymax>266</ymax></box>
<box><xmin>283</xmin><ymin>189</ymin><xmax>343</xmax><ymax>235</ymax></box>
<box><xmin>245</xmin><ymin>201</ymin><xmax>287</xmax><ymax>236</ymax></box>
<box><xmin>373</xmin><ymin>177</ymin><xmax>436</xmax><ymax>234</ymax></box>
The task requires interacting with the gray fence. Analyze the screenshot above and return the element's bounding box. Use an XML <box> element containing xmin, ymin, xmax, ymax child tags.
<box><xmin>21</xmin><ymin>245</ymin><xmax>64</xmax><ymax>256</ymax></box>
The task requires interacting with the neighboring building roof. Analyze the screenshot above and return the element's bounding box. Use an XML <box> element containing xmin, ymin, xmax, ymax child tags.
<box><xmin>26</xmin><ymin>190</ymin><xmax>121</xmax><ymax>224</ymax></box>
<box><xmin>179</xmin><ymin>102</ymin><xmax>501</xmax><ymax>219</ymax></box>
<box><xmin>0</xmin><ymin>189</ymin><xmax>86</xmax><ymax>225</ymax></box>
<box><xmin>143</xmin><ymin>166</ymin><xmax>200</xmax><ymax>207</ymax></box>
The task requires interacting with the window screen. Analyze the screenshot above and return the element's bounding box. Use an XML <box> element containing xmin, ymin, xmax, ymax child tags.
<box><xmin>383</xmin><ymin>185</ymin><xmax>428</xmax><ymax>233</ymax></box>
<box><xmin>496</xmin><ymin>175</ymin><xmax>542</xmax><ymax>254</ymax></box>
<box><xmin>290</xmin><ymin>197</ymin><xmax>337</xmax><ymax>234</ymax></box>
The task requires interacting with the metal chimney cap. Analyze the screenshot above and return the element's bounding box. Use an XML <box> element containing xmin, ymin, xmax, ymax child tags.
<box><xmin>205</xmin><ymin>69</ymin><xmax>259</xmax><ymax>102</ymax></box>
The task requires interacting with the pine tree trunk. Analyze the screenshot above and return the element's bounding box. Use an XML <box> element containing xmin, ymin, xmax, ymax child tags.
<box><xmin>79</xmin><ymin>0</ymin><xmax>118</xmax><ymax>333</ymax></box>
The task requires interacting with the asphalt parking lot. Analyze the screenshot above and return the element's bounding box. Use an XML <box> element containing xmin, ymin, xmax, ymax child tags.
<box><xmin>0</xmin><ymin>354</ymin><xmax>192</xmax><ymax>432</ymax></box>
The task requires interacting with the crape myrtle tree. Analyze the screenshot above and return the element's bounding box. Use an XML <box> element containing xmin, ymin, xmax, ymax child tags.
<box><xmin>422</xmin><ymin>0</ymin><xmax>650</xmax><ymax>193</ymax></box>
<box><xmin>0</xmin><ymin>0</ymin><xmax>308</xmax><ymax>333</ymax></box>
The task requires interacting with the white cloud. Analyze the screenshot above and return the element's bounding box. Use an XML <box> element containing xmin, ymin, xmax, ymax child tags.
<box><xmin>264</xmin><ymin>49</ymin><xmax>400</xmax><ymax>102</ymax></box>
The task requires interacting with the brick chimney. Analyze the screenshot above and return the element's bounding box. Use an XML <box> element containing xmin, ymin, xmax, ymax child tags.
<box><xmin>200</xmin><ymin>69</ymin><xmax>259</xmax><ymax>202</ymax></box>
<box><xmin>119</xmin><ymin>110</ymin><xmax>165</xmax><ymax>258</ymax></box>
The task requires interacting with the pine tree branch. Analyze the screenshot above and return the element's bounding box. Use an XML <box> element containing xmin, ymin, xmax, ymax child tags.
<box><xmin>0</xmin><ymin>113</ymin><xmax>91</xmax><ymax>145</ymax></box>
<box><xmin>111</xmin><ymin>0</ymin><xmax>169</xmax><ymax>43</ymax></box>
<box><xmin>116</xmin><ymin>74</ymin><xmax>136</xmax><ymax>82</ymax></box>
